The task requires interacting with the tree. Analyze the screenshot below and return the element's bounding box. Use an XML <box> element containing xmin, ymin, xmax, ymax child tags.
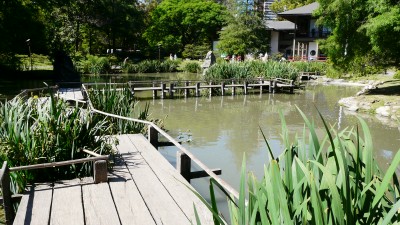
<box><xmin>316</xmin><ymin>0</ymin><xmax>400</xmax><ymax>72</ymax></box>
<box><xmin>143</xmin><ymin>0</ymin><xmax>227</xmax><ymax>55</ymax></box>
<box><xmin>217</xmin><ymin>13</ymin><xmax>269</xmax><ymax>56</ymax></box>
<box><xmin>360</xmin><ymin>0</ymin><xmax>400</xmax><ymax>67</ymax></box>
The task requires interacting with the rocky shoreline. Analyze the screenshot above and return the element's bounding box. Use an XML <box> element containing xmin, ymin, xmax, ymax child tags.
<box><xmin>311</xmin><ymin>77</ymin><xmax>400</xmax><ymax>127</ymax></box>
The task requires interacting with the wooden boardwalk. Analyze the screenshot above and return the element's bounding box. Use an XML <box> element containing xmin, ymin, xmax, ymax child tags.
<box><xmin>128</xmin><ymin>79</ymin><xmax>295</xmax><ymax>99</ymax></box>
<box><xmin>13</xmin><ymin>134</ymin><xmax>213</xmax><ymax>225</ymax></box>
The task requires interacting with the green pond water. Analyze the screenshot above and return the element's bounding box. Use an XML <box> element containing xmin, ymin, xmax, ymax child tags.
<box><xmin>1</xmin><ymin>72</ymin><xmax>399</xmax><ymax>217</ymax></box>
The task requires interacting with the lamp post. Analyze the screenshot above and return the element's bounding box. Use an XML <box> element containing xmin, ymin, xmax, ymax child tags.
<box><xmin>157</xmin><ymin>43</ymin><xmax>161</xmax><ymax>61</ymax></box>
<box><xmin>26</xmin><ymin>39</ymin><xmax>32</xmax><ymax>70</ymax></box>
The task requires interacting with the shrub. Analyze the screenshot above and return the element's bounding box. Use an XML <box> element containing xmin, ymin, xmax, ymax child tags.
<box><xmin>393</xmin><ymin>70</ymin><xmax>400</xmax><ymax>79</ymax></box>
<box><xmin>78</xmin><ymin>55</ymin><xmax>111</xmax><ymax>75</ymax></box>
<box><xmin>182</xmin><ymin>61</ymin><xmax>201</xmax><ymax>73</ymax></box>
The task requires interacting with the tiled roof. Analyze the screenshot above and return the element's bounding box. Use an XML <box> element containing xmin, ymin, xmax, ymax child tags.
<box><xmin>278</xmin><ymin>2</ymin><xmax>319</xmax><ymax>16</ymax></box>
<box><xmin>265</xmin><ymin>20</ymin><xmax>295</xmax><ymax>30</ymax></box>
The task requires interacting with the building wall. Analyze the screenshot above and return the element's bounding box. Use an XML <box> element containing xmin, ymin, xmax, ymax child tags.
<box><xmin>270</xmin><ymin>31</ymin><xmax>279</xmax><ymax>54</ymax></box>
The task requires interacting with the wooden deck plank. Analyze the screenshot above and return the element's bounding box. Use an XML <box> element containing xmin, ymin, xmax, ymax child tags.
<box><xmin>125</xmin><ymin>134</ymin><xmax>214</xmax><ymax>224</ymax></box>
<box><xmin>108</xmin><ymin>156</ymin><xmax>156</xmax><ymax>225</ymax></box>
<box><xmin>115</xmin><ymin>134</ymin><xmax>191</xmax><ymax>225</ymax></box>
<box><xmin>81</xmin><ymin>177</ymin><xmax>121</xmax><ymax>225</ymax></box>
<box><xmin>50</xmin><ymin>179</ymin><xmax>84</xmax><ymax>225</ymax></box>
<box><xmin>13</xmin><ymin>184</ymin><xmax>53</xmax><ymax>225</ymax></box>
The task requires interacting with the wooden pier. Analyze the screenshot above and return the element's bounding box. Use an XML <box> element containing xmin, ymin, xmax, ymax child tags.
<box><xmin>128</xmin><ymin>78</ymin><xmax>295</xmax><ymax>99</ymax></box>
<box><xmin>6</xmin><ymin>134</ymin><xmax>214</xmax><ymax>225</ymax></box>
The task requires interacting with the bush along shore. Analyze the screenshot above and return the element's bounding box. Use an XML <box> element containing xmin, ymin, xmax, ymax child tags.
<box><xmin>0</xmin><ymin>85</ymin><xmax>152</xmax><ymax>193</ymax></box>
<box><xmin>196</xmin><ymin>107</ymin><xmax>400</xmax><ymax>224</ymax></box>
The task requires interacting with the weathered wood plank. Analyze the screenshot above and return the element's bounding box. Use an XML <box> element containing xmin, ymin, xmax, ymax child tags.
<box><xmin>108</xmin><ymin>156</ymin><xmax>156</xmax><ymax>225</ymax></box>
<box><xmin>50</xmin><ymin>179</ymin><xmax>84</xmax><ymax>225</ymax></box>
<box><xmin>82</xmin><ymin>177</ymin><xmax>120</xmax><ymax>225</ymax></box>
<box><xmin>13</xmin><ymin>183</ymin><xmax>53</xmax><ymax>225</ymax></box>
<box><xmin>115</xmin><ymin>134</ymin><xmax>191</xmax><ymax>225</ymax></box>
<box><xmin>125</xmin><ymin>134</ymin><xmax>214</xmax><ymax>224</ymax></box>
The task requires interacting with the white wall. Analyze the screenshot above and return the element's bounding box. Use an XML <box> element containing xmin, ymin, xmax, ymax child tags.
<box><xmin>308</xmin><ymin>42</ymin><xmax>318</xmax><ymax>60</ymax></box>
<box><xmin>270</xmin><ymin>31</ymin><xmax>279</xmax><ymax>54</ymax></box>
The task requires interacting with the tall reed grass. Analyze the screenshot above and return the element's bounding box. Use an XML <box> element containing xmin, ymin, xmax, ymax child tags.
<box><xmin>123</xmin><ymin>60</ymin><xmax>180</xmax><ymax>73</ymax></box>
<box><xmin>86</xmin><ymin>83</ymin><xmax>151</xmax><ymax>134</ymax></box>
<box><xmin>204</xmin><ymin>61</ymin><xmax>327</xmax><ymax>81</ymax></box>
<box><xmin>196</xmin><ymin>107</ymin><xmax>400</xmax><ymax>224</ymax></box>
<box><xmin>0</xmin><ymin>85</ymin><xmax>153</xmax><ymax>193</ymax></box>
<box><xmin>0</xmin><ymin>94</ymin><xmax>113</xmax><ymax>193</ymax></box>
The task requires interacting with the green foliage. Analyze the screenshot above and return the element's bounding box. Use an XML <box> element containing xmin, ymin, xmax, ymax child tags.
<box><xmin>78</xmin><ymin>55</ymin><xmax>111</xmax><ymax>75</ymax></box>
<box><xmin>182</xmin><ymin>44</ymin><xmax>211</xmax><ymax>60</ymax></box>
<box><xmin>203</xmin><ymin>108</ymin><xmax>400</xmax><ymax>224</ymax></box>
<box><xmin>182</xmin><ymin>61</ymin><xmax>201</xmax><ymax>73</ymax></box>
<box><xmin>393</xmin><ymin>70</ymin><xmax>400</xmax><ymax>80</ymax></box>
<box><xmin>0</xmin><ymin>95</ymin><xmax>113</xmax><ymax>193</ymax></box>
<box><xmin>143</xmin><ymin>0</ymin><xmax>227</xmax><ymax>54</ymax></box>
<box><xmin>123</xmin><ymin>59</ymin><xmax>179</xmax><ymax>73</ymax></box>
<box><xmin>0</xmin><ymin>53</ymin><xmax>21</xmax><ymax>72</ymax></box>
<box><xmin>86</xmin><ymin>84</ymin><xmax>150</xmax><ymax>134</ymax></box>
<box><xmin>204</xmin><ymin>61</ymin><xmax>326</xmax><ymax>80</ymax></box>
<box><xmin>316</xmin><ymin>0</ymin><xmax>400</xmax><ymax>74</ymax></box>
<box><xmin>217</xmin><ymin>13</ymin><xmax>269</xmax><ymax>55</ymax></box>
<box><xmin>0</xmin><ymin>85</ymin><xmax>152</xmax><ymax>193</ymax></box>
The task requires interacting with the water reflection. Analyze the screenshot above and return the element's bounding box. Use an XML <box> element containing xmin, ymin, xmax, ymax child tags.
<box><xmin>144</xmin><ymin>84</ymin><xmax>400</xmax><ymax>189</ymax></box>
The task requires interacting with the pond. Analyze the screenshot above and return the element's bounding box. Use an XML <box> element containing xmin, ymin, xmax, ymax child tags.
<box><xmin>2</xmin><ymin>72</ymin><xmax>399</xmax><ymax>217</ymax></box>
<box><xmin>135</xmin><ymin>77</ymin><xmax>400</xmax><ymax>217</ymax></box>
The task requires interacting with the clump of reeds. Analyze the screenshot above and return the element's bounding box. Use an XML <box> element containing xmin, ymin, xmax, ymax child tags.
<box><xmin>123</xmin><ymin>60</ymin><xmax>180</xmax><ymax>73</ymax></box>
<box><xmin>0</xmin><ymin>94</ymin><xmax>114</xmax><ymax>193</ymax></box>
<box><xmin>197</xmin><ymin>107</ymin><xmax>400</xmax><ymax>224</ymax></box>
<box><xmin>86</xmin><ymin>83</ymin><xmax>151</xmax><ymax>134</ymax></box>
<box><xmin>204</xmin><ymin>61</ymin><xmax>327</xmax><ymax>81</ymax></box>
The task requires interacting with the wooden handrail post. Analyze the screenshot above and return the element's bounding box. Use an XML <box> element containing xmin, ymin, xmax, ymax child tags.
<box><xmin>184</xmin><ymin>81</ymin><xmax>189</xmax><ymax>98</ymax></box>
<box><xmin>244</xmin><ymin>81</ymin><xmax>248</xmax><ymax>95</ymax></box>
<box><xmin>195</xmin><ymin>82</ymin><xmax>200</xmax><ymax>97</ymax></box>
<box><xmin>221</xmin><ymin>82</ymin><xmax>225</xmax><ymax>96</ymax></box>
<box><xmin>177</xmin><ymin>151</ymin><xmax>191</xmax><ymax>183</ymax></box>
<box><xmin>1</xmin><ymin>162</ymin><xmax>15</xmax><ymax>225</ymax></box>
<box><xmin>161</xmin><ymin>83</ymin><xmax>166</xmax><ymax>99</ymax></box>
<box><xmin>232</xmin><ymin>80</ymin><xmax>236</xmax><ymax>95</ymax></box>
<box><xmin>152</xmin><ymin>82</ymin><xmax>157</xmax><ymax>99</ymax></box>
<box><xmin>148</xmin><ymin>125</ymin><xmax>159</xmax><ymax>148</ymax></box>
<box><xmin>94</xmin><ymin>160</ymin><xmax>108</xmax><ymax>183</ymax></box>
<box><xmin>169</xmin><ymin>83</ymin><xmax>174</xmax><ymax>98</ymax></box>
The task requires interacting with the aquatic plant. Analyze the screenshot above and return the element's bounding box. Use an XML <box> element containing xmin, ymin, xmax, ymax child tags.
<box><xmin>196</xmin><ymin>107</ymin><xmax>400</xmax><ymax>224</ymax></box>
<box><xmin>86</xmin><ymin>83</ymin><xmax>150</xmax><ymax>134</ymax></box>
<box><xmin>123</xmin><ymin>60</ymin><xmax>180</xmax><ymax>73</ymax></box>
<box><xmin>0</xmin><ymin>94</ymin><xmax>113</xmax><ymax>193</ymax></box>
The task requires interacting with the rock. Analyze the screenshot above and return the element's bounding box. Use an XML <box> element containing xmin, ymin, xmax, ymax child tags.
<box><xmin>376</xmin><ymin>106</ymin><xmax>391</xmax><ymax>117</ymax></box>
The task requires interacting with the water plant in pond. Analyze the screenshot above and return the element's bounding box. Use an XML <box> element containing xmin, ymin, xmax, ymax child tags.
<box><xmin>0</xmin><ymin>95</ymin><xmax>114</xmax><ymax>193</ymax></box>
<box><xmin>195</xmin><ymin>107</ymin><xmax>400</xmax><ymax>224</ymax></box>
<box><xmin>204</xmin><ymin>61</ymin><xmax>327</xmax><ymax>81</ymax></box>
<box><xmin>0</xmin><ymin>85</ymin><xmax>154</xmax><ymax>193</ymax></box>
<box><xmin>123</xmin><ymin>59</ymin><xmax>180</xmax><ymax>73</ymax></box>
<box><xmin>86</xmin><ymin>83</ymin><xmax>152</xmax><ymax>134</ymax></box>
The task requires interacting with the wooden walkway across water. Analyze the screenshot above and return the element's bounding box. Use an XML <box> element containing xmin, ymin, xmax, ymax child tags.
<box><xmin>128</xmin><ymin>78</ymin><xmax>295</xmax><ymax>99</ymax></box>
<box><xmin>9</xmin><ymin>134</ymin><xmax>214</xmax><ymax>225</ymax></box>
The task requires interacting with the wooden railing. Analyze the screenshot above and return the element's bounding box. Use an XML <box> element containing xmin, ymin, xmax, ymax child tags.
<box><xmin>0</xmin><ymin>149</ymin><xmax>108</xmax><ymax>225</ymax></box>
<box><xmin>81</xmin><ymin>83</ymin><xmax>241</xmax><ymax>200</ymax></box>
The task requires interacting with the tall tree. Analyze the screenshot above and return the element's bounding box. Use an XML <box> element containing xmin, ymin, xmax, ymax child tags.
<box><xmin>217</xmin><ymin>13</ymin><xmax>269</xmax><ymax>55</ymax></box>
<box><xmin>143</xmin><ymin>0</ymin><xmax>227</xmax><ymax>55</ymax></box>
<box><xmin>316</xmin><ymin>0</ymin><xmax>399</xmax><ymax>71</ymax></box>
